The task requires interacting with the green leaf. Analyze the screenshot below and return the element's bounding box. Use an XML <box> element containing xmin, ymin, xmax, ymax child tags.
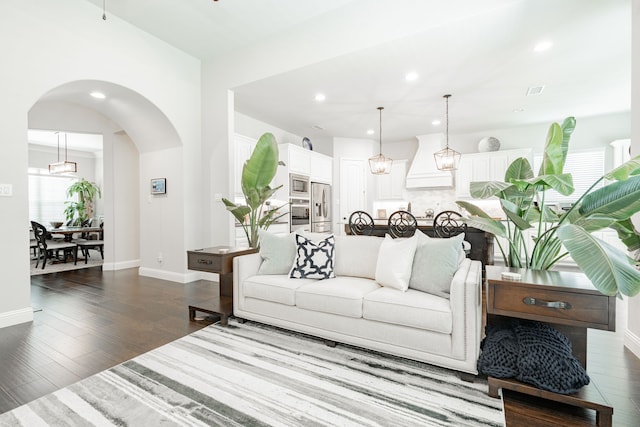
<box><xmin>470</xmin><ymin>181</ymin><xmax>513</xmax><ymax>199</ymax></box>
<box><xmin>504</xmin><ymin>157</ymin><xmax>534</xmax><ymax>182</ymax></box>
<box><xmin>500</xmin><ymin>199</ymin><xmax>532</xmax><ymax>230</ymax></box>
<box><xmin>460</xmin><ymin>216</ymin><xmax>507</xmax><ymax>239</ymax></box>
<box><xmin>609</xmin><ymin>219</ymin><xmax>640</xmax><ymax>252</ymax></box>
<box><xmin>557</xmin><ymin>224</ymin><xmax>640</xmax><ymax>297</ymax></box>
<box><xmin>241</xmin><ymin>133</ymin><xmax>279</xmax><ymax>203</ymax></box>
<box><xmin>222</xmin><ymin>198</ymin><xmax>251</xmax><ymax>223</ymax></box>
<box><xmin>456</xmin><ymin>201</ymin><xmax>493</xmax><ymax>218</ymax></box>
<box><xmin>579</xmin><ymin>175</ymin><xmax>640</xmax><ymax>221</ymax></box>
<box><xmin>560</xmin><ymin>117</ymin><xmax>576</xmax><ymax>168</ymax></box>
<box><xmin>538</xmin><ymin>122</ymin><xmax>565</xmax><ymax>176</ymax></box>
<box><xmin>513</xmin><ymin>173</ymin><xmax>574</xmax><ymax>196</ymax></box>
<box><xmin>605</xmin><ymin>155</ymin><xmax>640</xmax><ymax>181</ymax></box>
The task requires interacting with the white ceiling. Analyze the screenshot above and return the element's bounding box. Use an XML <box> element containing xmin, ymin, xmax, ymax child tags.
<box><xmin>28</xmin><ymin>129</ymin><xmax>103</xmax><ymax>154</ymax></box>
<box><xmin>78</xmin><ymin>0</ymin><xmax>630</xmax><ymax>143</ymax></box>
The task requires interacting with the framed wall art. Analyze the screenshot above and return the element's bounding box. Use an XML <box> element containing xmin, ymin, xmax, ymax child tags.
<box><xmin>151</xmin><ymin>178</ymin><xmax>166</xmax><ymax>194</ymax></box>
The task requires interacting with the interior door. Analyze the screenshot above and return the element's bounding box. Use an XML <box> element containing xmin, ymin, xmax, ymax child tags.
<box><xmin>339</xmin><ymin>159</ymin><xmax>366</xmax><ymax>225</ymax></box>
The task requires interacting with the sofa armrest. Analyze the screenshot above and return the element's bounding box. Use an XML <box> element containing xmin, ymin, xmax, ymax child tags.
<box><xmin>233</xmin><ymin>252</ymin><xmax>263</xmax><ymax>312</ymax></box>
<box><xmin>448</xmin><ymin>258</ymin><xmax>482</xmax><ymax>365</ymax></box>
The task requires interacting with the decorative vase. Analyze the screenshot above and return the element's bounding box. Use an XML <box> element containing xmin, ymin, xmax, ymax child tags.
<box><xmin>478</xmin><ymin>136</ymin><xmax>501</xmax><ymax>152</ymax></box>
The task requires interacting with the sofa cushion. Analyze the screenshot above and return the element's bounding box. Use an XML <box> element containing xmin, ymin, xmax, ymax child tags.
<box><xmin>374</xmin><ymin>234</ymin><xmax>417</xmax><ymax>291</ymax></box>
<box><xmin>243</xmin><ymin>275</ymin><xmax>313</xmax><ymax>306</ymax></box>
<box><xmin>409</xmin><ymin>231</ymin><xmax>464</xmax><ymax>298</ymax></box>
<box><xmin>363</xmin><ymin>287</ymin><xmax>452</xmax><ymax>333</ymax></box>
<box><xmin>257</xmin><ymin>230</ymin><xmax>296</xmax><ymax>275</ymax></box>
<box><xmin>295</xmin><ymin>277</ymin><xmax>380</xmax><ymax>318</ymax></box>
<box><xmin>290</xmin><ymin>234</ymin><xmax>336</xmax><ymax>279</ymax></box>
<box><xmin>333</xmin><ymin>235</ymin><xmax>383</xmax><ymax>279</ymax></box>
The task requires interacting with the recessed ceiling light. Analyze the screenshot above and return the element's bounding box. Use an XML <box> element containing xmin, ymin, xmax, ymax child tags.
<box><xmin>533</xmin><ymin>41</ymin><xmax>553</xmax><ymax>52</ymax></box>
<box><xmin>366</xmin><ymin>129</ymin><xmax>375</xmax><ymax>135</ymax></box>
<box><xmin>90</xmin><ymin>91</ymin><xmax>106</xmax><ymax>99</ymax></box>
<box><xmin>432</xmin><ymin>119</ymin><xmax>441</xmax><ymax>126</ymax></box>
<box><xmin>405</xmin><ymin>72</ymin><xmax>419</xmax><ymax>82</ymax></box>
<box><xmin>314</xmin><ymin>93</ymin><xmax>326</xmax><ymax>102</ymax></box>
<box><xmin>311</xmin><ymin>125</ymin><xmax>324</xmax><ymax>131</ymax></box>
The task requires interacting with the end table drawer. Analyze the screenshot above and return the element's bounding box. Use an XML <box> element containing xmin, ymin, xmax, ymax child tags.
<box><xmin>491</xmin><ymin>285</ymin><xmax>611</xmax><ymax>329</ymax></box>
<box><xmin>188</xmin><ymin>253</ymin><xmax>223</xmax><ymax>273</ymax></box>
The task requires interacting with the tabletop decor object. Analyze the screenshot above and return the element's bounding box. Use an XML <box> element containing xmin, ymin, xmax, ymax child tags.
<box><xmin>457</xmin><ymin>116</ymin><xmax>640</xmax><ymax>297</ymax></box>
<box><xmin>222</xmin><ymin>132</ymin><xmax>287</xmax><ymax>248</ymax></box>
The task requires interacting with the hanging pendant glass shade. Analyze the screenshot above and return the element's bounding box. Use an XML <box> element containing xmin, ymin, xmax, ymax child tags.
<box><xmin>434</xmin><ymin>94</ymin><xmax>461</xmax><ymax>171</ymax></box>
<box><xmin>48</xmin><ymin>132</ymin><xmax>77</xmax><ymax>174</ymax></box>
<box><xmin>369</xmin><ymin>106</ymin><xmax>393</xmax><ymax>175</ymax></box>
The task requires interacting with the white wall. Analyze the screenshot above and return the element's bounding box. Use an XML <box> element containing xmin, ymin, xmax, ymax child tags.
<box><xmin>625</xmin><ymin>0</ymin><xmax>640</xmax><ymax>359</ymax></box>
<box><xmin>0</xmin><ymin>0</ymin><xmax>200</xmax><ymax>328</ymax></box>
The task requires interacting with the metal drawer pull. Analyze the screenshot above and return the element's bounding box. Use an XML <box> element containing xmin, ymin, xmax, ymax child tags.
<box><xmin>197</xmin><ymin>259</ymin><xmax>212</xmax><ymax>265</ymax></box>
<box><xmin>523</xmin><ymin>297</ymin><xmax>571</xmax><ymax>310</ymax></box>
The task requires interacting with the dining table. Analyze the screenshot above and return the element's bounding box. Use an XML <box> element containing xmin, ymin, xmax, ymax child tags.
<box><xmin>48</xmin><ymin>226</ymin><xmax>102</xmax><ymax>242</ymax></box>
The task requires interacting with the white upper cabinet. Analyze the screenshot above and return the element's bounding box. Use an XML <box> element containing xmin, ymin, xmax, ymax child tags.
<box><xmin>284</xmin><ymin>144</ymin><xmax>311</xmax><ymax>176</ymax></box>
<box><xmin>377</xmin><ymin>160</ymin><xmax>407</xmax><ymax>200</ymax></box>
<box><xmin>456</xmin><ymin>149</ymin><xmax>532</xmax><ymax>198</ymax></box>
<box><xmin>310</xmin><ymin>151</ymin><xmax>333</xmax><ymax>184</ymax></box>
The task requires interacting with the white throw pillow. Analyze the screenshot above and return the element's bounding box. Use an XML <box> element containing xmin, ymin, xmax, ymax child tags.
<box><xmin>333</xmin><ymin>235</ymin><xmax>383</xmax><ymax>279</ymax></box>
<box><xmin>409</xmin><ymin>231</ymin><xmax>465</xmax><ymax>298</ymax></box>
<box><xmin>257</xmin><ymin>230</ymin><xmax>296</xmax><ymax>275</ymax></box>
<box><xmin>374</xmin><ymin>234</ymin><xmax>418</xmax><ymax>292</ymax></box>
<box><xmin>289</xmin><ymin>234</ymin><xmax>336</xmax><ymax>279</ymax></box>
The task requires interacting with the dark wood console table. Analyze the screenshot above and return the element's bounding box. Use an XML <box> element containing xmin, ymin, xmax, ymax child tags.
<box><xmin>186</xmin><ymin>246</ymin><xmax>257</xmax><ymax>326</ymax></box>
<box><xmin>485</xmin><ymin>266</ymin><xmax>616</xmax><ymax>426</ymax></box>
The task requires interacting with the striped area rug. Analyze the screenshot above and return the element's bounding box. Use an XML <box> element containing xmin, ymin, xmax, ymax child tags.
<box><xmin>0</xmin><ymin>320</ymin><xmax>504</xmax><ymax>426</ymax></box>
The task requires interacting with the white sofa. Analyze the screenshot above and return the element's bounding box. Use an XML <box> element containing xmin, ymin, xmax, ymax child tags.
<box><xmin>233</xmin><ymin>232</ymin><xmax>483</xmax><ymax>374</ymax></box>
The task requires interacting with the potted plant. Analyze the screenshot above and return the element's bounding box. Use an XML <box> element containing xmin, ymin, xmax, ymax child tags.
<box><xmin>64</xmin><ymin>178</ymin><xmax>102</xmax><ymax>225</ymax></box>
<box><xmin>222</xmin><ymin>133</ymin><xmax>288</xmax><ymax>248</ymax></box>
<box><xmin>457</xmin><ymin>117</ymin><xmax>640</xmax><ymax>297</ymax></box>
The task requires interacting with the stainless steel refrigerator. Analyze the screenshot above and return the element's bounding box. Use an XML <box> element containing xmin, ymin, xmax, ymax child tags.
<box><xmin>311</xmin><ymin>182</ymin><xmax>332</xmax><ymax>233</ymax></box>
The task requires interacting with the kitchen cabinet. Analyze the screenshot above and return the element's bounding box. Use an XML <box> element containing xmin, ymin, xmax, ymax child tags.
<box><xmin>310</xmin><ymin>152</ymin><xmax>332</xmax><ymax>184</ymax></box>
<box><xmin>376</xmin><ymin>160</ymin><xmax>406</xmax><ymax>200</ymax></box>
<box><xmin>281</xmin><ymin>143</ymin><xmax>311</xmax><ymax>176</ymax></box>
<box><xmin>456</xmin><ymin>148</ymin><xmax>532</xmax><ymax>198</ymax></box>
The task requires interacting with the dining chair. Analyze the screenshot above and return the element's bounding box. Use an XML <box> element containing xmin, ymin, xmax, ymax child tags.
<box><xmin>75</xmin><ymin>222</ymin><xmax>104</xmax><ymax>263</ymax></box>
<box><xmin>31</xmin><ymin>221</ymin><xmax>78</xmax><ymax>269</ymax></box>
<box><xmin>348</xmin><ymin>211</ymin><xmax>375</xmax><ymax>236</ymax></box>
<box><xmin>433</xmin><ymin>210</ymin><xmax>467</xmax><ymax>238</ymax></box>
<box><xmin>387</xmin><ymin>210</ymin><xmax>418</xmax><ymax>238</ymax></box>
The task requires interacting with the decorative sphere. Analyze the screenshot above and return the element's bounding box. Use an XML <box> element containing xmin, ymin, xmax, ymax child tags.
<box><xmin>478</xmin><ymin>136</ymin><xmax>501</xmax><ymax>152</ymax></box>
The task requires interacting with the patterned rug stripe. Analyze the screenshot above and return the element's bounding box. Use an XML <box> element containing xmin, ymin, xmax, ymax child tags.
<box><xmin>0</xmin><ymin>320</ymin><xmax>504</xmax><ymax>427</ymax></box>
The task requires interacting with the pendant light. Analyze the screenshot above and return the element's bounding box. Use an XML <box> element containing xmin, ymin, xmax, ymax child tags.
<box><xmin>48</xmin><ymin>132</ymin><xmax>77</xmax><ymax>174</ymax></box>
<box><xmin>369</xmin><ymin>107</ymin><xmax>393</xmax><ymax>175</ymax></box>
<box><xmin>434</xmin><ymin>94</ymin><xmax>461</xmax><ymax>171</ymax></box>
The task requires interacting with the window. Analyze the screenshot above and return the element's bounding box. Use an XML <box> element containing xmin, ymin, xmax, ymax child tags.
<box><xmin>533</xmin><ymin>148</ymin><xmax>605</xmax><ymax>204</ymax></box>
<box><xmin>28</xmin><ymin>168</ymin><xmax>78</xmax><ymax>225</ymax></box>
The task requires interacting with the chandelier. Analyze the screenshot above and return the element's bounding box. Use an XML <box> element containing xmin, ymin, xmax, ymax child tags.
<box><xmin>48</xmin><ymin>132</ymin><xmax>77</xmax><ymax>174</ymax></box>
<box><xmin>434</xmin><ymin>94</ymin><xmax>461</xmax><ymax>171</ymax></box>
<box><xmin>369</xmin><ymin>107</ymin><xmax>393</xmax><ymax>175</ymax></box>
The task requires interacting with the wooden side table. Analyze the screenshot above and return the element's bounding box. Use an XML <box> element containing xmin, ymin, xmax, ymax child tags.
<box><xmin>186</xmin><ymin>246</ymin><xmax>257</xmax><ymax>326</ymax></box>
<box><xmin>485</xmin><ymin>266</ymin><xmax>616</xmax><ymax>427</ymax></box>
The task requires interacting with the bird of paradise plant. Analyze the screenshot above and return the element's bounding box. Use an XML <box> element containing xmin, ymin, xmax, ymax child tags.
<box><xmin>457</xmin><ymin>117</ymin><xmax>640</xmax><ymax>297</ymax></box>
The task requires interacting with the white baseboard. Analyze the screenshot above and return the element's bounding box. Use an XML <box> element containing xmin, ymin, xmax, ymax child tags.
<box><xmin>138</xmin><ymin>267</ymin><xmax>192</xmax><ymax>284</ymax></box>
<box><xmin>624</xmin><ymin>328</ymin><xmax>640</xmax><ymax>359</ymax></box>
<box><xmin>0</xmin><ymin>307</ymin><xmax>34</xmax><ymax>329</ymax></box>
<box><xmin>102</xmin><ymin>259</ymin><xmax>140</xmax><ymax>271</ymax></box>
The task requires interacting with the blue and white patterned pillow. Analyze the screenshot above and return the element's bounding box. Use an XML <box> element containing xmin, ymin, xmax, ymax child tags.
<box><xmin>289</xmin><ymin>234</ymin><xmax>335</xmax><ymax>279</ymax></box>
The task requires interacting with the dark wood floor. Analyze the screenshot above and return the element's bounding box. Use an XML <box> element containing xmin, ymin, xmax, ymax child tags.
<box><xmin>0</xmin><ymin>267</ymin><xmax>216</xmax><ymax>414</ymax></box>
<box><xmin>0</xmin><ymin>267</ymin><xmax>639</xmax><ymax>426</ymax></box>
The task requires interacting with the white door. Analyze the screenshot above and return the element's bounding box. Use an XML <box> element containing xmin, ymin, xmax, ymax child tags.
<box><xmin>339</xmin><ymin>159</ymin><xmax>366</xmax><ymax>225</ymax></box>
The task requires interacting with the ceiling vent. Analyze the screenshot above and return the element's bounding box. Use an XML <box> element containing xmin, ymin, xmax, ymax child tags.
<box><xmin>526</xmin><ymin>85</ymin><xmax>545</xmax><ymax>96</ymax></box>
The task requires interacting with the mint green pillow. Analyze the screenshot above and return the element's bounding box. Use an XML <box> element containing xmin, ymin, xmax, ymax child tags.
<box><xmin>257</xmin><ymin>230</ymin><xmax>296</xmax><ymax>275</ymax></box>
<box><xmin>409</xmin><ymin>231</ymin><xmax>465</xmax><ymax>298</ymax></box>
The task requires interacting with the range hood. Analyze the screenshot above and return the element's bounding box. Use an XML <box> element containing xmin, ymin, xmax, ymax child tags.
<box><xmin>406</xmin><ymin>133</ymin><xmax>454</xmax><ymax>188</ymax></box>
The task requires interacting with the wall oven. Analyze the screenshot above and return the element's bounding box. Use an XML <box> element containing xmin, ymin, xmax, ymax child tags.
<box><xmin>290</xmin><ymin>198</ymin><xmax>310</xmax><ymax>232</ymax></box>
<box><xmin>289</xmin><ymin>173</ymin><xmax>310</xmax><ymax>198</ymax></box>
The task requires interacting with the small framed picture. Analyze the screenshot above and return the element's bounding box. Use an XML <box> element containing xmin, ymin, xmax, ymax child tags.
<box><xmin>151</xmin><ymin>178</ymin><xmax>166</xmax><ymax>195</ymax></box>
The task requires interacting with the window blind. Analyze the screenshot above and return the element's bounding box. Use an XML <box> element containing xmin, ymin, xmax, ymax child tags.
<box><xmin>28</xmin><ymin>169</ymin><xmax>78</xmax><ymax>225</ymax></box>
<box><xmin>533</xmin><ymin>148</ymin><xmax>605</xmax><ymax>204</ymax></box>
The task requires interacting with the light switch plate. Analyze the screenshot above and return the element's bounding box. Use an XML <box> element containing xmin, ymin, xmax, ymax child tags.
<box><xmin>0</xmin><ymin>183</ymin><xmax>12</xmax><ymax>197</ymax></box>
